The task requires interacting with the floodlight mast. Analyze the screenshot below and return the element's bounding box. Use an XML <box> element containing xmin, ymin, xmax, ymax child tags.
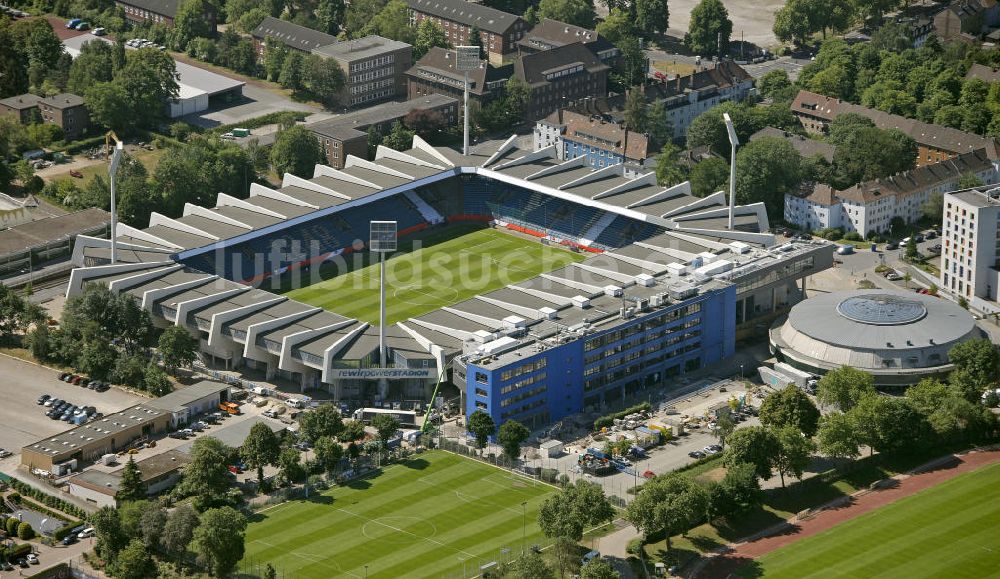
<box><xmin>723</xmin><ymin>112</ymin><xmax>739</xmax><ymax>230</ymax></box>
<box><xmin>370</xmin><ymin>221</ymin><xmax>397</xmax><ymax>380</ymax></box>
<box><xmin>455</xmin><ymin>46</ymin><xmax>480</xmax><ymax>156</ymax></box>
<box><xmin>109</xmin><ymin>140</ymin><xmax>124</xmax><ymax>263</ymax></box>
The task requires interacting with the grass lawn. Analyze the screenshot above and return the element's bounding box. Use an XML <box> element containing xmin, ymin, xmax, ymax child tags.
<box><xmin>43</xmin><ymin>146</ymin><xmax>168</xmax><ymax>188</ymax></box>
<box><xmin>744</xmin><ymin>461</ymin><xmax>1000</xmax><ymax>578</ymax></box>
<box><xmin>284</xmin><ymin>226</ymin><xmax>584</xmax><ymax>325</ymax></box>
<box><xmin>242</xmin><ymin>451</ymin><xmax>557</xmax><ymax>579</ymax></box>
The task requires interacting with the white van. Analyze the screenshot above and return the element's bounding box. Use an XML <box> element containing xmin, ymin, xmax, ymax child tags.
<box><xmin>285</xmin><ymin>398</ymin><xmax>304</xmax><ymax>409</ymax></box>
<box><xmin>78</xmin><ymin>527</ymin><xmax>95</xmax><ymax>539</ymax></box>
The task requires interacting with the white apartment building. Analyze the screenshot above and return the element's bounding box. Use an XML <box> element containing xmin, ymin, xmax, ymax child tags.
<box><xmin>784</xmin><ymin>149</ymin><xmax>998</xmax><ymax>236</ymax></box>
<box><xmin>941</xmin><ymin>187</ymin><xmax>1000</xmax><ymax>313</ymax></box>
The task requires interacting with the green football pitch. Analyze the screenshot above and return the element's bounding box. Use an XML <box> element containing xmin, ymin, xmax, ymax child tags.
<box><xmin>284</xmin><ymin>226</ymin><xmax>584</xmax><ymax>324</ymax></box>
<box><xmin>746</xmin><ymin>461</ymin><xmax>1000</xmax><ymax>578</ymax></box>
<box><xmin>242</xmin><ymin>451</ymin><xmax>556</xmax><ymax>579</ymax></box>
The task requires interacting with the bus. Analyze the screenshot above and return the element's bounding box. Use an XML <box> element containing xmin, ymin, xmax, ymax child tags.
<box><xmin>353</xmin><ymin>407</ymin><xmax>418</xmax><ymax>427</ymax></box>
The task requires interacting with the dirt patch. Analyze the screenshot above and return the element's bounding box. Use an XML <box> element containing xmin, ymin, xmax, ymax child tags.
<box><xmin>693</xmin><ymin>467</ymin><xmax>727</xmax><ymax>484</ymax></box>
<box><xmin>697</xmin><ymin>449</ymin><xmax>1000</xmax><ymax>578</ymax></box>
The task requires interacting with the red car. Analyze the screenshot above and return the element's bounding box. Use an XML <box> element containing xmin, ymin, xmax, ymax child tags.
<box><xmin>227</xmin><ymin>465</ymin><xmax>242</xmax><ymax>474</ymax></box>
<box><xmin>642</xmin><ymin>470</ymin><xmax>655</xmax><ymax>479</ymax></box>
<box><xmin>69</xmin><ymin>170</ymin><xmax>84</xmax><ymax>178</ymax></box>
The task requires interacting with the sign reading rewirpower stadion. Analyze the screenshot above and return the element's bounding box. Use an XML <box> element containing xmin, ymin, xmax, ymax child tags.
<box><xmin>330</xmin><ymin>368</ymin><xmax>435</xmax><ymax>380</ymax></box>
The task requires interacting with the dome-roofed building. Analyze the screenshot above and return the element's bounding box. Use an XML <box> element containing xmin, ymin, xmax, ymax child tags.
<box><xmin>770</xmin><ymin>289</ymin><xmax>983</xmax><ymax>387</ymax></box>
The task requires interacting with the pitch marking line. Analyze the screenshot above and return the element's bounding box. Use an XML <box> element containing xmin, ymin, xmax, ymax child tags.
<box><xmin>336</xmin><ymin>507</ymin><xmax>477</xmax><ymax>558</ymax></box>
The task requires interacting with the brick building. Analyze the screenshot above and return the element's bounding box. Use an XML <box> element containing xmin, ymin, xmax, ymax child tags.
<box><xmin>406</xmin><ymin>46</ymin><xmax>512</xmax><ymax>113</ymax></box>
<box><xmin>115</xmin><ymin>0</ymin><xmax>216</xmax><ymax>32</ymax></box>
<box><xmin>515</xmin><ymin>42</ymin><xmax>609</xmax><ymax>121</ymax></box>
<box><xmin>0</xmin><ymin>93</ymin><xmax>41</xmax><ymax>124</ymax></box>
<box><xmin>251</xmin><ymin>16</ymin><xmax>338</xmax><ymax>59</ymax></box>
<box><xmin>517</xmin><ymin>18</ymin><xmax>620</xmax><ymax>68</ymax></box>
<box><xmin>406</xmin><ymin>0</ymin><xmax>527</xmax><ymax>65</ymax></box>
<box><xmin>38</xmin><ymin>93</ymin><xmax>89</xmax><ymax>141</ymax></box>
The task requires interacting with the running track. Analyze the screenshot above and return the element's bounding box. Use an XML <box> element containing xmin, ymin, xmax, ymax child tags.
<box><xmin>696</xmin><ymin>449</ymin><xmax>1000</xmax><ymax>578</ymax></box>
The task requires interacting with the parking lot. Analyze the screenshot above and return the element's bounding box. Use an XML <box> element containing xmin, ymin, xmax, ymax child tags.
<box><xmin>0</xmin><ymin>355</ymin><xmax>144</xmax><ymax>455</ymax></box>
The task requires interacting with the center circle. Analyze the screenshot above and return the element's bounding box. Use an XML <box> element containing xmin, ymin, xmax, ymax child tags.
<box><xmin>361</xmin><ymin>516</ymin><xmax>437</xmax><ymax>544</ymax></box>
<box><xmin>836</xmin><ymin>294</ymin><xmax>927</xmax><ymax>325</ymax></box>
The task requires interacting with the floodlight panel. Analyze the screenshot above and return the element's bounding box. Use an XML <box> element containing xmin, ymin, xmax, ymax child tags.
<box><xmin>455</xmin><ymin>46</ymin><xmax>480</xmax><ymax>71</ymax></box>
<box><xmin>722</xmin><ymin>112</ymin><xmax>739</xmax><ymax>146</ymax></box>
<box><xmin>370</xmin><ymin>220</ymin><xmax>397</xmax><ymax>253</ymax></box>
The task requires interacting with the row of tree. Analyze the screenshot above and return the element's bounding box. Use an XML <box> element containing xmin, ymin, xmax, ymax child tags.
<box><xmin>26</xmin><ymin>284</ymin><xmax>198</xmax><ymax>395</ymax></box>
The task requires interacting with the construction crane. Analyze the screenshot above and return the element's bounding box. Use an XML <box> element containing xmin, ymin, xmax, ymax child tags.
<box><xmin>105</xmin><ymin>131</ymin><xmax>123</xmax><ymax>263</ymax></box>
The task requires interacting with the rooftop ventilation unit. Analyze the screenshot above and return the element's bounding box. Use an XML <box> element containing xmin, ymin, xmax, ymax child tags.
<box><xmin>668</xmin><ymin>284</ymin><xmax>698</xmax><ymax>300</ymax></box>
<box><xmin>604</xmin><ymin>285</ymin><xmax>623</xmax><ymax>297</ymax></box>
<box><xmin>635</xmin><ymin>273</ymin><xmax>655</xmax><ymax>287</ymax></box>
<box><xmin>502</xmin><ymin>315</ymin><xmax>527</xmax><ymax>330</ymax></box>
<box><xmin>571</xmin><ymin>295</ymin><xmax>591</xmax><ymax>309</ymax></box>
<box><xmin>539</xmin><ymin>306</ymin><xmax>558</xmax><ymax>320</ymax></box>
<box><xmin>666</xmin><ymin>263</ymin><xmax>687</xmax><ymax>276</ymax></box>
<box><xmin>729</xmin><ymin>241</ymin><xmax>751</xmax><ymax>254</ymax></box>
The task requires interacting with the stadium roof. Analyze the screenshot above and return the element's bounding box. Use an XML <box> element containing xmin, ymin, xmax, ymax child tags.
<box><xmin>67</xmin><ymin>135</ymin><xmax>827</xmax><ymax>373</ymax></box>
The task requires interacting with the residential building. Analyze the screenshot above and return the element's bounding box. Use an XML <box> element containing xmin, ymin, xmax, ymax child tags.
<box><xmin>406</xmin><ymin>47</ymin><xmax>512</xmax><ymax>113</ymax></box>
<box><xmin>406</xmin><ymin>0</ymin><xmax>528</xmax><ymax>65</ymax></box>
<box><xmin>749</xmin><ymin>127</ymin><xmax>836</xmax><ymax>162</ymax></box>
<box><xmin>791</xmin><ymin>89</ymin><xmax>1000</xmax><ymax>167</ymax></box>
<box><xmin>533</xmin><ymin>109</ymin><xmax>650</xmax><ymax>175</ymax></box>
<box><xmin>933</xmin><ymin>0</ymin><xmax>1000</xmax><ymax>42</ymax></box>
<box><xmin>311</xmin><ymin>36</ymin><xmax>413</xmax><ymax>107</ymax></box>
<box><xmin>38</xmin><ymin>93</ymin><xmax>89</xmax><ymax>141</ymax></box>
<box><xmin>517</xmin><ymin>18</ymin><xmax>620</xmax><ymax>67</ymax></box>
<box><xmin>515</xmin><ymin>42</ymin><xmax>609</xmax><ymax>121</ymax></box>
<box><xmin>941</xmin><ymin>186</ymin><xmax>1000</xmax><ymax>311</ymax></box>
<box><xmin>0</xmin><ymin>93</ymin><xmax>41</xmax><ymax>124</ymax></box>
<box><xmin>115</xmin><ymin>0</ymin><xmax>216</xmax><ymax>32</ymax></box>
<box><xmin>251</xmin><ymin>16</ymin><xmax>339</xmax><ymax>59</ymax></box>
<box><xmin>305</xmin><ymin>94</ymin><xmax>458</xmax><ymax>168</ymax></box>
<box><xmin>784</xmin><ymin>149</ymin><xmax>998</xmax><ymax>236</ymax></box>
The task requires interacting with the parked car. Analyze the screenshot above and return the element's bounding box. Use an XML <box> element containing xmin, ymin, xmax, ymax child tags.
<box><xmin>37</xmin><ymin>394</ymin><xmax>50</xmax><ymax>404</ymax></box>
<box><xmin>914</xmin><ymin>233</ymin><xmax>925</xmax><ymax>242</ymax></box>
<box><xmin>91</xmin><ymin>26</ymin><xmax>105</xmax><ymax>35</ymax></box>
<box><xmin>885</xmin><ymin>241</ymin><xmax>899</xmax><ymax>250</ymax></box>
<box><xmin>74</xmin><ymin>21</ymin><xmax>89</xmax><ymax>30</ymax></box>
<box><xmin>227</xmin><ymin>465</ymin><xmax>242</xmax><ymax>474</ymax></box>
<box><xmin>190</xmin><ymin>422</ymin><xmax>206</xmax><ymax>432</ymax></box>
<box><xmin>167</xmin><ymin>432</ymin><xmax>187</xmax><ymax>440</ymax></box>
<box><xmin>642</xmin><ymin>470</ymin><xmax>655</xmax><ymax>479</ymax></box>
<box><xmin>26</xmin><ymin>554</ymin><xmax>38</xmax><ymax>564</ymax></box>
<box><xmin>78</xmin><ymin>527</ymin><xmax>95</xmax><ymax>539</ymax></box>
<box><xmin>18</xmin><ymin>558</ymin><xmax>29</xmax><ymax>568</ymax></box>
<box><xmin>69</xmin><ymin>169</ymin><xmax>84</xmax><ymax>178</ymax></box>
<box><xmin>58</xmin><ymin>372</ymin><xmax>71</xmax><ymax>381</ymax></box>
<box><xmin>96</xmin><ymin>383</ymin><xmax>110</xmax><ymax>392</ymax></box>
<box><xmin>688</xmin><ymin>450</ymin><xmax>705</xmax><ymax>459</ymax></box>
<box><xmin>65</xmin><ymin>18</ymin><xmax>81</xmax><ymax>28</ymax></box>
<box><xmin>0</xmin><ymin>449</ymin><xmax>12</xmax><ymax>458</ymax></box>
<box><xmin>925</xmin><ymin>230</ymin><xmax>937</xmax><ymax>239</ymax></box>
<box><xmin>62</xmin><ymin>534</ymin><xmax>78</xmax><ymax>545</ymax></box>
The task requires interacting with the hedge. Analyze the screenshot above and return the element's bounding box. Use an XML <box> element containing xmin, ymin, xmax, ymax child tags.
<box><xmin>593</xmin><ymin>402</ymin><xmax>653</xmax><ymax>431</ymax></box>
<box><xmin>0</xmin><ymin>542</ymin><xmax>32</xmax><ymax>560</ymax></box>
<box><xmin>208</xmin><ymin>111</ymin><xmax>308</xmax><ymax>136</ymax></box>
<box><xmin>8</xmin><ymin>479</ymin><xmax>86</xmax><ymax>519</ymax></box>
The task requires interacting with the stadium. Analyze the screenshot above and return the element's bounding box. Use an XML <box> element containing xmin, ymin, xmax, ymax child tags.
<box><xmin>66</xmin><ymin>135</ymin><xmax>832</xmax><ymax>430</ymax></box>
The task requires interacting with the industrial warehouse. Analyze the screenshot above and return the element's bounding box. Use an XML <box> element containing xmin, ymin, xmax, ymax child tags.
<box><xmin>63</xmin><ymin>135</ymin><xmax>833</xmax><ymax>430</ymax></box>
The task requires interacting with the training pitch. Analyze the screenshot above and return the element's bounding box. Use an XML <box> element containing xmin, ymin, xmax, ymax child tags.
<box><xmin>746</xmin><ymin>461</ymin><xmax>1000</xmax><ymax>578</ymax></box>
<box><xmin>243</xmin><ymin>451</ymin><xmax>557</xmax><ymax>578</ymax></box>
<box><xmin>285</xmin><ymin>226</ymin><xmax>584</xmax><ymax>324</ymax></box>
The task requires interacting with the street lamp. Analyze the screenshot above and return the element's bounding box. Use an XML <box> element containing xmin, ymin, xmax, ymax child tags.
<box><xmin>109</xmin><ymin>140</ymin><xmax>124</xmax><ymax>263</ymax></box>
<box><xmin>364</xmin><ymin>565</ymin><xmax>368</xmax><ymax>579</ymax></box>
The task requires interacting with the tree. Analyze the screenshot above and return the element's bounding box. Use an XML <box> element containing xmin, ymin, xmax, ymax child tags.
<box><xmin>904</xmin><ymin>236</ymin><xmax>918</xmax><ymax>260</ymax></box>
<box><xmin>498</xmin><ymin>420</ymin><xmax>530</xmax><ymax>462</ymax></box>
<box><xmin>278</xmin><ymin>447</ymin><xmax>306</xmax><ymax>484</ymax></box>
<box><xmin>139</xmin><ymin>505</ymin><xmax>167</xmax><ymax>550</ymax></box>
<box><xmin>636</xmin><ymin>0</ymin><xmax>668</xmax><ymax>38</ymax></box>
<box><xmin>116</xmin><ymin>48</ymin><xmax>180</xmax><ymax>132</ymax></box>
<box><xmin>467</xmin><ymin>410</ymin><xmax>496</xmax><ymax>448</ymax></box>
<box><xmin>117</xmin><ymin>456</ymin><xmax>147</xmax><ymax>503</ymax></box>
<box><xmin>314</xmin><ymin>435</ymin><xmax>344</xmax><ymax>473</ymax></box>
<box><xmin>112</xmin><ymin>539</ymin><xmax>156</xmax><ymax>579</ymax></box>
<box><xmin>278</xmin><ymin>51</ymin><xmax>303</xmax><ymax>90</ymax></box>
<box><xmin>371</xmin><ymin>413</ymin><xmax>401</xmax><ymax>450</ymax></box>
<box><xmin>713</xmin><ymin>411</ymin><xmax>736</xmax><ymax>446</ymax></box>
<box><xmin>617</xmin><ymin>36</ymin><xmax>647</xmax><ymax>89</ymax></box>
<box><xmin>264</xmin><ymin>37</ymin><xmax>288</xmax><ymax>82</ymax></box>
<box><xmin>596</xmin><ymin>9</ymin><xmax>635</xmax><ymax>44</ymax></box>
<box><xmin>271</xmin><ymin>125</ymin><xmax>323</xmax><ymax>178</ymax></box>
<box><xmin>655</xmin><ymin>144</ymin><xmax>687</xmax><ymax>187</ymax></box>
<box><xmin>757</xmin><ymin>69</ymin><xmax>795</xmax><ymax>103</ymax></box>
<box><xmin>625</xmin><ymin>474</ymin><xmax>710</xmax><ymax>550</ymax></box>
<box><xmin>759</xmin><ymin>387</ymin><xmax>821</xmax><ymax>436</ymax></box>
<box><xmin>299</xmin><ymin>403</ymin><xmax>345</xmax><ymax>443</ymax></box>
<box><xmin>242</xmin><ymin>421</ymin><xmax>282</xmax><ymax>484</ymax></box>
<box><xmin>468</xmin><ymin>24</ymin><xmax>485</xmax><ymax>59</ymax></box>
<box><xmin>303</xmin><ymin>54</ymin><xmax>346</xmax><ymax>108</ymax></box>
<box><xmin>690</xmin><ymin>157</ymin><xmax>729</xmax><ymax>197</ymax></box>
<box><xmin>381</xmin><ymin>120</ymin><xmax>415</xmax><ymax>151</ymax></box>
<box><xmin>948</xmin><ymin>338</ymin><xmax>1000</xmax><ymax>401</ymax></box>
<box><xmin>922</xmin><ymin>191</ymin><xmax>945</xmax><ymax>222</ymax></box>
<box><xmin>91</xmin><ymin>506</ymin><xmax>128</xmax><ymax>563</ymax></box>
<box><xmin>905</xmin><ymin>378</ymin><xmax>955</xmax><ymax>416</ymax></box>
<box><xmin>158</xmin><ymin>325</ymin><xmax>198</xmax><ymax>374</ymax></box>
<box><xmin>685</xmin><ymin>0</ymin><xmax>732</xmax><ymax>57</ymax></box>
<box><xmin>816</xmin><ymin>411</ymin><xmax>861</xmax><ymax>462</ymax></box>
<box><xmin>316</xmin><ymin>0</ymin><xmax>345</xmax><ymax>34</ymax></box>
<box><xmin>830</xmin><ymin>125</ymin><xmax>917</xmax><ymax>187</ymax></box>
<box><xmin>365</xmin><ymin>0</ymin><xmax>415</xmax><ymax>45</ymax></box>
<box><xmin>539</xmin><ymin>481</ymin><xmax>614</xmax><ymax>553</ymax></box>
<box><xmin>339</xmin><ymin>419</ymin><xmax>366</xmax><ymax>442</ymax></box>
<box><xmin>414</xmin><ymin>19</ymin><xmax>450</xmax><ymax>60</ymax></box>
<box><xmin>171</xmin><ymin>0</ymin><xmax>214</xmax><ymax>51</ymax></box>
<box><xmin>815</xmin><ymin>366</ymin><xmax>876</xmax><ymax>411</ymax></box>
<box><xmin>735</xmin><ymin>136</ymin><xmax>802</xmax><ymax>219</ymax></box>
<box><xmin>537</xmin><ymin>0</ymin><xmax>596</xmax><ymax>28</ymax></box>
<box><xmin>505</xmin><ymin>551</ymin><xmax>556</xmax><ymax>579</ymax></box>
<box><xmin>709</xmin><ymin>461</ymin><xmax>762</xmax><ymax>519</ymax></box>
<box><xmin>192</xmin><ymin>506</ymin><xmax>248</xmax><ymax>577</ymax></box>
<box><xmin>143</xmin><ymin>363</ymin><xmax>173</xmax><ymax>396</ymax></box>
<box><xmin>624</xmin><ymin>89</ymin><xmax>647</xmax><ymax>130</ymax></box>
<box><xmin>579</xmin><ymin>558</ymin><xmax>620</xmax><ymax>579</ymax></box>
<box><xmin>772</xmin><ymin>425</ymin><xmax>814</xmax><ymax>488</ymax></box>
<box><xmin>161</xmin><ymin>504</ymin><xmax>200</xmax><ymax>557</ymax></box>
<box><xmin>16</xmin><ymin>521</ymin><xmax>33</xmax><ymax>540</ymax></box>
<box><xmin>0</xmin><ymin>284</ymin><xmax>46</xmax><ymax>345</ymax></box>
<box><xmin>177</xmin><ymin>436</ymin><xmax>234</xmax><ymax>508</ymax></box>
<box><xmin>647</xmin><ymin>100</ymin><xmax>673</xmax><ymax>150</ymax></box>
<box><xmin>78</xmin><ymin>339</ymin><xmax>118</xmax><ymax>381</ymax></box>
<box><xmin>849</xmin><ymin>393</ymin><xmax>928</xmax><ymax>456</ymax></box>
<box><xmin>68</xmin><ymin>40</ymin><xmax>115</xmax><ymax>95</ymax></box>
<box><xmin>723</xmin><ymin>425</ymin><xmax>780</xmax><ymax>481</ymax></box>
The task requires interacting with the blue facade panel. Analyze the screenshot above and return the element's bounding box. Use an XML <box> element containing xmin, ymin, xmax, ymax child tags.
<box><xmin>563</xmin><ymin>138</ymin><xmax>624</xmax><ymax>170</ymax></box>
<box><xmin>465</xmin><ymin>284</ymin><xmax>737</xmax><ymax>430</ymax></box>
